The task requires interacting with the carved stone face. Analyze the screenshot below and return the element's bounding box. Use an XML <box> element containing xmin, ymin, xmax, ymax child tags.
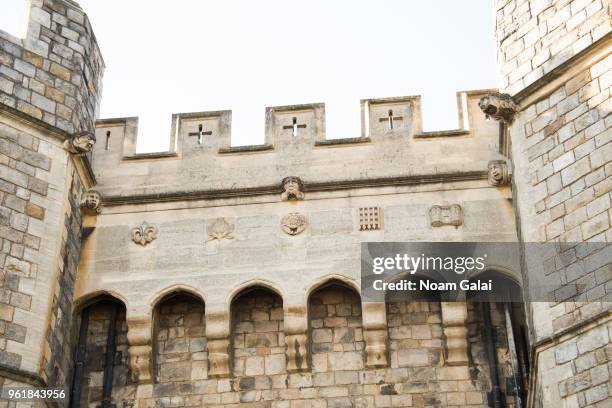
<box><xmin>81</xmin><ymin>190</ymin><xmax>101</xmax><ymax>214</ymax></box>
<box><xmin>488</xmin><ymin>160</ymin><xmax>509</xmax><ymax>186</ymax></box>
<box><xmin>72</xmin><ymin>132</ymin><xmax>96</xmax><ymax>153</ymax></box>
<box><xmin>281</xmin><ymin>177</ymin><xmax>305</xmax><ymax>201</ymax></box>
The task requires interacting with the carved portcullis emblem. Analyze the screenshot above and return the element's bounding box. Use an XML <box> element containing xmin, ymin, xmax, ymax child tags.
<box><xmin>63</xmin><ymin>131</ymin><xmax>96</xmax><ymax>154</ymax></box>
<box><xmin>80</xmin><ymin>189</ymin><xmax>102</xmax><ymax>215</ymax></box>
<box><xmin>488</xmin><ymin>160</ymin><xmax>511</xmax><ymax>186</ymax></box>
<box><xmin>207</xmin><ymin>218</ymin><xmax>234</xmax><ymax>241</ymax></box>
<box><xmin>430</xmin><ymin>204</ymin><xmax>462</xmax><ymax>228</ymax></box>
<box><xmin>281</xmin><ymin>176</ymin><xmax>305</xmax><ymax>201</ymax></box>
<box><xmin>131</xmin><ymin>222</ymin><xmax>158</xmax><ymax>245</ymax></box>
<box><xmin>359</xmin><ymin>207</ymin><xmax>383</xmax><ymax>231</ymax></box>
<box><xmin>281</xmin><ymin>212</ymin><xmax>307</xmax><ymax>235</ymax></box>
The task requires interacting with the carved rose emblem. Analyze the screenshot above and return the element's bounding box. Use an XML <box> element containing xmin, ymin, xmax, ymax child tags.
<box><xmin>131</xmin><ymin>222</ymin><xmax>158</xmax><ymax>245</ymax></box>
<box><xmin>207</xmin><ymin>218</ymin><xmax>234</xmax><ymax>241</ymax></box>
<box><xmin>281</xmin><ymin>212</ymin><xmax>307</xmax><ymax>235</ymax></box>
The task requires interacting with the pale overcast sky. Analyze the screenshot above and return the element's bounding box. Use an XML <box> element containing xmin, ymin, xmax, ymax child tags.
<box><xmin>2</xmin><ymin>0</ymin><xmax>497</xmax><ymax>152</ymax></box>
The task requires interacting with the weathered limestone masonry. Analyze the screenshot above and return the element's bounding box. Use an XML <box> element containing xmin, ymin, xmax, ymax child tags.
<box><xmin>0</xmin><ymin>0</ymin><xmax>104</xmax><ymax>404</ymax></box>
<box><xmin>72</xmin><ymin>85</ymin><xmax>523</xmax><ymax>407</ymax></box>
<box><xmin>494</xmin><ymin>0</ymin><xmax>611</xmax><ymax>407</ymax></box>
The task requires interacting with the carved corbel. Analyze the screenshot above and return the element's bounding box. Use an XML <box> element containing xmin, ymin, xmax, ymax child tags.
<box><xmin>127</xmin><ymin>317</ymin><xmax>153</xmax><ymax>384</ymax></box>
<box><xmin>281</xmin><ymin>176</ymin><xmax>305</xmax><ymax>201</ymax></box>
<box><xmin>80</xmin><ymin>189</ymin><xmax>102</xmax><ymax>215</ymax></box>
<box><xmin>206</xmin><ymin>311</ymin><xmax>231</xmax><ymax>378</ymax></box>
<box><xmin>488</xmin><ymin>160</ymin><xmax>511</xmax><ymax>186</ymax></box>
<box><xmin>362</xmin><ymin>302</ymin><xmax>388</xmax><ymax>368</ymax></box>
<box><xmin>478</xmin><ymin>92</ymin><xmax>518</xmax><ymax>123</ymax></box>
<box><xmin>284</xmin><ymin>305</ymin><xmax>309</xmax><ymax>372</ymax></box>
<box><xmin>441</xmin><ymin>302</ymin><xmax>469</xmax><ymax>366</ymax></box>
<box><xmin>63</xmin><ymin>131</ymin><xmax>96</xmax><ymax>154</ymax></box>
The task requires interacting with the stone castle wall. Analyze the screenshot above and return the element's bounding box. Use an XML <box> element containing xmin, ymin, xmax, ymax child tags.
<box><xmin>495</xmin><ymin>0</ymin><xmax>611</xmax><ymax>406</ymax></box>
<box><xmin>0</xmin><ymin>0</ymin><xmax>104</xmax><ymax>403</ymax></box>
<box><xmin>0</xmin><ymin>0</ymin><xmax>104</xmax><ymax>134</ymax></box>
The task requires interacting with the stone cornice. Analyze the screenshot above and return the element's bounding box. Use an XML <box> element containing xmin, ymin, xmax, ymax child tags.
<box><xmin>0</xmin><ymin>103</ymin><xmax>97</xmax><ymax>188</ymax></box>
<box><xmin>0</xmin><ymin>363</ymin><xmax>47</xmax><ymax>387</ymax></box>
<box><xmin>101</xmin><ymin>170</ymin><xmax>488</xmax><ymax>206</ymax></box>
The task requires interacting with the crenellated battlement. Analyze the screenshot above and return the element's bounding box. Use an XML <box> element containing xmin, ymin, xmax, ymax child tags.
<box><xmin>95</xmin><ymin>90</ymin><xmax>491</xmax><ymax>161</ymax></box>
<box><xmin>92</xmin><ymin>89</ymin><xmax>503</xmax><ymax>204</ymax></box>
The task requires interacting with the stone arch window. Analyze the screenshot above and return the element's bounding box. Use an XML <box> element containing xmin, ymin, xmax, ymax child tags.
<box><xmin>384</xmin><ymin>274</ymin><xmax>444</xmax><ymax>369</ymax></box>
<box><xmin>69</xmin><ymin>295</ymin><xmax>134</xmax><ymax>408</ymax></box>
<box><xmin>230</xmin><ymin>286</ymin><xmax>286</xmax><ymax>381</ymax></box>
<box><xmin>152</xmin><ymin>291</ymin><xmax>207</xmax><ymax>385</ymax></box>
<box><xmin>466</xmin><ymin>271</ymin><xmax>529</xmax><ymax>408</ymax></box>
<box><xmin>308</xmin><ymin>280</ymin><xmax>365</xmax><ymax>374</ymax></box>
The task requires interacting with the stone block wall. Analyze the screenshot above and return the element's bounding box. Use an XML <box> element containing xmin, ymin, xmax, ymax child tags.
<box><xmin>0</xmin><ymin>119</ymin><xmax>70</xmax><ymax>375</ymax></box>
<box><xmin>0</xmin><ymin>0</ymin><xmax>104</xmax><ymax>134</ymax></box>
<box><xmin>154</xmin><ymin>294</ymin><xmax>208</xmax><ymax>386</ymax></box>
<box><xmin>495</xmin><ymin>0</ymin><xmax>610</xmax><ymax>94</ymax></box>
<box><xmin>231</xmin><ymin>289</ymin><xmax>285</xmax><ymax>380</ymax></box>
<box><xmin>116</xmin><ymin>284</ymin><xmax>519</xmax><ymax>407</ymax></box>
<box><xmin>494</xmin><ymin>1</ymin><xmax>611</xmax><ymax>407</ymax></box>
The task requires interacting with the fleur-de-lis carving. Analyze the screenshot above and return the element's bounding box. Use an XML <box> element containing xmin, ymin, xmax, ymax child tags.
<box><xmin>131</xmin><ymin>222</ymin><xmax>158</xmax><ymax>245</ymax></box>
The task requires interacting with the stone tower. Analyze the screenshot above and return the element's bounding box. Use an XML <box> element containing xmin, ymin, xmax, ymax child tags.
<box><xmin>0</xmin><ymin>0</ymin><xmax>104</xmax><ymax>396</ymax></box>
<box><xmin>490</xmin><ymin>0</ymin><xmax>610</xmax><ymax>406</ymax></box>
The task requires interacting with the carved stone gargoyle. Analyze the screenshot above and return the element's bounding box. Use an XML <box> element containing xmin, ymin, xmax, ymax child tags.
<box><xmin>80</xmin><ymin>189</ymin><xmax>102</xmax><ymax>215</ymax></box>
<box><xmin>478</xmin><ymin>92</ymin><xmax>518</xmax><ymax>123</ymax></box>
<box><xmin>488</xmin><ymin>160</ymin><xmax>511</xmax><ymax>186</ymax></box>
<box><xmin>281</xmin><ymin>176</ymin><xmax>305</xmax><ymax>201</ymax></box>
<box><xmin>63</xmin><ymin>131</ymin><xmax>96</xmax><ymax>154</ymax></box>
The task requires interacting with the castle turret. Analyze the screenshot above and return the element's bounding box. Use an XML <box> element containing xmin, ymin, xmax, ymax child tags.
<box><xmin>0</xmin><ymin>0</ymin><xmax>104</xmax><ymax>396</ymax></box>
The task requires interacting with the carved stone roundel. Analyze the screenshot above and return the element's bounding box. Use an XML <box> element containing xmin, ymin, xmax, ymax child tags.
<box><xmin>281</xmin><ymin>212</ymin><xmax>307</xmax><ymax>235</ymax></box>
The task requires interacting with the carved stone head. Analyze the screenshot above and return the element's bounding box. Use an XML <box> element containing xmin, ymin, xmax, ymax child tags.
<box><xmin>478</xmin><ymin>92</ymin><xmax>518</xmax><ymax>123</ymax></box>
<box><xmin>488</xmin><ymin>160</ymin><xmax>510</xmax><ymax>186</ymax></box>
<box><xmin>64</xmin><ymin>131</ymin><xmax>96</xmax><ymax>154</ymax></box>
<box><xmin>281</xmin><ymin>176</ymin><xmax>305</xmax><ymax>201</ymax></box>
<box><xmin>81</xmin><ymin>189</ymin><xmax>102</xmax><ymax>214</ymax></box>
